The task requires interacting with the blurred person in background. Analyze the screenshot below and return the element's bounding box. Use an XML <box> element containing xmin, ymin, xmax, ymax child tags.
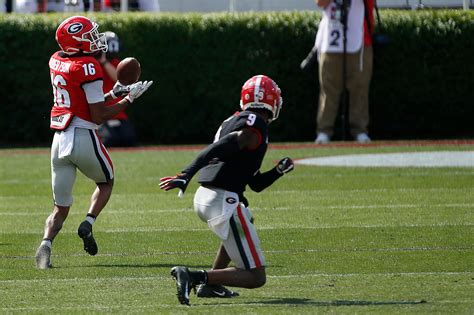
<box><xmin>97</xmin><ymin>31</ymin><xmax>138</xmax><ymax>147</ymax></box>
<box><xmin>64</xmin><ymin>0</ymin><xmax>84</xmax><ymax>12</ymax></box>
<box><xmin>14</xmin><ymin>0</ymin><xmax>64</xmax><ymax>12</ymax></box>
<box><xmin>308</xmin><ymin>0</ymin><xmax>374</xmax><ymax>144</ymax></box>
<box><xmin>103</xmin><ymin>0</ymin><xmax>160</xmax><ymax>11</ymax></box>
<box><xmin>46</xmin><ymin>0</ymin><xmax>64</xmax><ymax>11</ymax></box>
<box><xmin>13</xmin><ymin>0</ymin><xmax>33</xmax><ymax>12</ymax></box>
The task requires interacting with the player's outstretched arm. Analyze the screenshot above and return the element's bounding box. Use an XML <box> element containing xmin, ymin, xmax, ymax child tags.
<box><xmin>91</xmin><ymin>81</ymin><xmax>153</xmax><ymax>124</ymax></box>
<box><xmin>106</xmin><ymin>81</ymin><xmax>153</xmax><ymax>102</ymax></box>
<box><xmin>159</xmin><ymin>173</ymin><xmax>190</xmax><ymax>198</ymax></box>
<box><xmin>159</xmin><ymin>129</ymin><xmax>258</xmax><ymax>196</ymax></box>
<box><xmin>248</xmin><ymin>157</ymin><xmax>294</xmax><ymax>192</ymax></box>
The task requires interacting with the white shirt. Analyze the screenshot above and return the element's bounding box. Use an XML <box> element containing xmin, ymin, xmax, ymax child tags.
<box><xmin>315</xmin><ymin>0</ymin><xmax>365</xmax><ymax>53</ymax></box>
<box><xmin>15</xmin><ymin>0</ymin><xmax>37</xmax><ymax>13</ymax></box>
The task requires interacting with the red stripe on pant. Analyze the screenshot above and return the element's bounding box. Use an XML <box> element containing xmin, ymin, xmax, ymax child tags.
<box><xmin>94</xmin><ymin>130</ymin><xmax>114</xmax><ymax>171</ymax></box>
<box><xmin>236</xmin><ymin>205</ymin><xmax>261</xmax><ymax>268</ymax></box>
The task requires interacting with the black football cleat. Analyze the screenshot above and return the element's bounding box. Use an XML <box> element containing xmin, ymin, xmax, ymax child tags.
<box><xmin>170</xmin><ymin>266</ymin><xmax>195</xmax><ymax>306</ymax></box>
<box><xmin>196</xmin><ymin>284</ymin><xmax>239</xmax><ymax>298</ymax></box>
<box><xmin>77</xmin><ymin>221</ymin><xmax>98</xmax><ymax>256</ymax></box>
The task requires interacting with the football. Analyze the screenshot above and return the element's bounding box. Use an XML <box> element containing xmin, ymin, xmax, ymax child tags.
<box><xmin>116</xmin><ymin>57</ymin><xmax>141</xmax><ymax>85</ymax></box>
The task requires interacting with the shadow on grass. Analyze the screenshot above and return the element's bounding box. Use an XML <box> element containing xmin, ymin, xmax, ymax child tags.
<box><xmin>249</xmin><ymin>298</ymin><xmax>427</xmax><ymax>306</ymax></box>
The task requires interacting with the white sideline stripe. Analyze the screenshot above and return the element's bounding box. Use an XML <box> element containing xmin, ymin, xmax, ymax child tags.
<box><xmin>296</xmin><ymin>151</ymin><xmax>474</xmax><ymax>168</ymax></box>
<box><xmin>1</xmin><ymin>203</ymin><xmax>474</xmax><ymax>216</ymax></box>
<box><xmin>1</xmin><ymin>271</ymin><xmax>471</xmax><ymax>284</ymax></box>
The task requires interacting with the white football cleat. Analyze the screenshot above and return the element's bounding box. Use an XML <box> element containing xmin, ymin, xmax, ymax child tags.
<box><xmin>356</xmin><ymin>133</ymin><xmax>371</xmax><ymax>143</ymax></box>
<box><xmin>35</xmin><ymin>245</ymin><xmax>52</xmax><ymax>269</ymax></box>
<box><xmin>315</xmin><ymin>132</ymin><xmax>330</xmax><ymax>144</ymax></box>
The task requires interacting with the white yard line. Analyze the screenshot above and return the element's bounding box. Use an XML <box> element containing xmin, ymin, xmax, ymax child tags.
<box><xmin>1</xmin><ymin>203</ymin><xmax>474</xmax><ymax>216</ymax></box>
<box><xmin>1</xmin><ymin>222</ymin><xmax>473</xmax><ymax>235</ymax></box>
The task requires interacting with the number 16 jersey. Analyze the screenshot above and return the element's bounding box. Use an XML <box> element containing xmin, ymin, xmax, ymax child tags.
<box><xmin>49</xmin><ymin>51</ymin><xmax>104</xmax><ymax>130</ymax></box>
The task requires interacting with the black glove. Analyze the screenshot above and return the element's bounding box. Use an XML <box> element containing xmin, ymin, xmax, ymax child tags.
<box><xmin>109</xmin><ymin>81</ymin><xmax>130</xmax><ymax>99</ymax></box>
<box><xmin>159</xmin><ymin>173</ymin><xmax>190</xmax><ymax>197</ymax></box>
<box><xmin>276</xmin><ymin>157</ymin><xmax>294</xmax><ymax>175</ymax></box>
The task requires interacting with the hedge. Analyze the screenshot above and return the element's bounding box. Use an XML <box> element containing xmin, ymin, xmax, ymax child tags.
<box><xmin>0</xmin><ymin>10</ymin><xmax>472</xmax><ymax>146</ymax></box>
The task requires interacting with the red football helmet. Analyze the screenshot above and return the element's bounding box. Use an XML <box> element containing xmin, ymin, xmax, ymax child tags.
<box><xmin>240</xmin><ymin>75</ymin><xmax>283</xmax><ymax>121</ymax></box>
<box><xmin>55</xmin><ymin>16</ymin><xmax>107</xmax><ymax>54</ymax></box>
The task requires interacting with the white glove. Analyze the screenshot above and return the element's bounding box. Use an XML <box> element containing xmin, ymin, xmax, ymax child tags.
<box><xmin>125</xmin><ymin>81</ymin><xmax>154</xmax><ymax>103</ymax></box>
<box><xmin>109</xmin><ymin>81</ymin><xmax>130</xmax><ymax>99</ymax></box>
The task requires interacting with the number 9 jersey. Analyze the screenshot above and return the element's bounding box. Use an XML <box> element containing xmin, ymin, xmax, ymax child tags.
<box><xmin>49</xmin><ymin>51</ymin><xmax>104</xmax><ymax>130</ymax></box>
<box><xmin>198</xmin><ymin>111</ymin><xmax>269</xmax><ymax>198</ymax></box>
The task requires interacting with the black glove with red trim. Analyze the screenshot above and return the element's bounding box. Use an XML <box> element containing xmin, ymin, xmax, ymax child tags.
<box><xmin>276</xmin><ymin>157</ymin><xmax>294</xmax><ymax>175</ymax></box>
<box><xmin>159</xmin><ymin>173</ymin><xmax>190</xmax><ymax>197</ymax></box>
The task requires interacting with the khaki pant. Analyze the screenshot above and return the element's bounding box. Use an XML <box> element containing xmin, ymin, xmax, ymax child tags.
<box><xmin>317</xmin><ymin>46</ymin><xmax>373</xmax><ymax>138</ymax></box>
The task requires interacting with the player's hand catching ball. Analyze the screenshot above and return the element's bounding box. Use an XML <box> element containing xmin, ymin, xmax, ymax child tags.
<box><xmin>125</xmin><ymin>80</ymin><xmax>153</xmax><ymax>103</ymax></box>
<box><xmin>276</xmin><ymin>157</ymin><xmax>294</xmax><ymax>175</ymax></box>
<box><xmin>159</xmin><ymin>173</ymin><xmax>190</xmax><ymax>197</ymax></box>
<box><xmin>110</xmin><ymin>81</ymin><xmax>130</xmax><ymax>99</ymax></box>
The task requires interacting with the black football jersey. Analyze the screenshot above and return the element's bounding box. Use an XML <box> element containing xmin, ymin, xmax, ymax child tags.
<box><xmin>198</xmin><ymin>111</ymin><xmax>268</xmax><ymax>197</ymax></box>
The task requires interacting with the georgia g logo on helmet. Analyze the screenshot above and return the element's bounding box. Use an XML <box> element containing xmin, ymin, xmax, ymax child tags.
<box><xmin>56</xmin><ymin>16</ymin><xmax>107</xmax><ymax>54</ymax></box>
<box><xmin>240</xmin><ymin>75</ymin><xmax>283</xmax><ymax>122</ymax></box>
<box><xmin>67</xmin><ymin>22</ymin><xmax>83</xmax><ymax>34</ymax></box>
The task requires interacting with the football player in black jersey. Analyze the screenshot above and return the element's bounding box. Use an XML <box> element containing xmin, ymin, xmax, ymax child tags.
<box><xmin>160</xmin><ymin>75</ymin><xmax>294</xmax><ymax>306</ymax></box>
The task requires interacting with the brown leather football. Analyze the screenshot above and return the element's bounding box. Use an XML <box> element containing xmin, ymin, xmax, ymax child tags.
<box><xmin>116</xmin><ymin>57</ymin><xmax>141</xmax><ymax>85</ymax></box>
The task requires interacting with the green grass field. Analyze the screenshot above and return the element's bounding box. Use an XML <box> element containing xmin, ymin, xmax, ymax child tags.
<box><xmin>1</xmin><ymin>142</ymin><xmax>473</xmax><ymax>314</ymax></box>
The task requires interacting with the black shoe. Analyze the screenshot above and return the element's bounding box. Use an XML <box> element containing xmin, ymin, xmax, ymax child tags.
<box><xmin>196</xmin><ymin>284</ymin><xmax>239</xmax><ymax>298</ymax></box>
<box><xmin>77</xmin><ymin>221</ymin><xmax>98</xmax><ymax>256</ymax></box>
<box><xmin>170</xmin><ymin>266</ymin><xmax>196</xmax><ymax>306</ymax></box>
